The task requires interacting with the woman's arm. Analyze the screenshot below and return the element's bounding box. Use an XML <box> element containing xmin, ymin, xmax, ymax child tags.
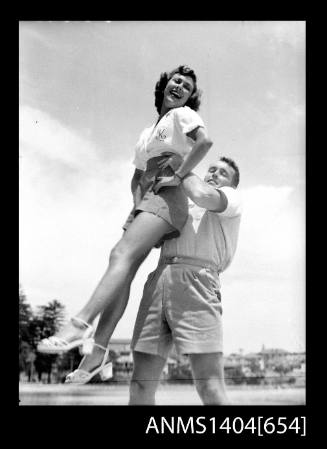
<box><xmin>131</xmin><ymin>168</ymin><xmax>144</xmax><ymax>205</ymax></box>
<box><xmin>175</xmin><ymin>127</ymin><xmax>213</xmax><ymax>179</ymax></box>
<box><xmin>153</xmin><ymin>127</ymin><xmax>212</xmax><ymax>193</ymax></box>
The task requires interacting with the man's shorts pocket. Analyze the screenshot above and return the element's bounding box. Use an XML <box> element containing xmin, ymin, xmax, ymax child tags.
<box><xmin>190</xmin><ymin>268</ymin><xmax>221</xmax><ymax>301</ymax></box>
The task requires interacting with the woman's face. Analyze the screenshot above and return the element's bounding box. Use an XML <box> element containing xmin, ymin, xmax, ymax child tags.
<box><xmin>162</xmin><ymin>73</ymin><xmax>195</xmax><ymax>112</ymax></box>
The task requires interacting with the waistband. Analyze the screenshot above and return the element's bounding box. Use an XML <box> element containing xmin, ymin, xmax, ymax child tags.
<box><xmin>159</xmin><ymin>255</ymin><xmax>220</xmax><ymax>273</ymax></box>
<box><xmin>146</xmin><ymin>153</ymin><xmax>176</xmax><ymax>170</ymax></box>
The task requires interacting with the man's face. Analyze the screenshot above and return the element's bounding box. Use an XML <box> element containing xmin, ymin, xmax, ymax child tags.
<box><xmin>204</xmin><ymin>161</ymin><xmax>236</xmax><ymax>188</ymax></box>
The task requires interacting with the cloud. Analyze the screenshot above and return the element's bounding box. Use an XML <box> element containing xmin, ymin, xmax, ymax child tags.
<box><xmin>241</xmin><ymin>184</ymin><xmax>294</xmax><ymax>226</ymax></box>
<box><xmin>20</xmin><ymin>105</ymin><xmax>108</xmax><ymax>174</ymax></box>
<box><xmin>242</xmin><ymin>21</ymin><xmax>305</xmax><ymax>51</ymax></box>
<box><xmin>19</xmin><ymin>105</ymin><xmax>136</xmax><ymax>312</ymax></box>
<box><xmin>20</xmin><ymin>104</ymin><xmax>135</xmax><ymax>203</ymax></box>
<box><xmin>268</xmin><ymin>21</ymin><xmax>305</xmax><ymax>48</ymax></box>
<box><xmin>222</xmin><ymin>277</ymin><xmax>305</xmax><ymax>353</ymax></box>
<box><xmin>220</xmin><ymin>184</ymin><xmax>305</xmax><ymax>353</ymax></box>
<box><xmin>231</xmin><ymin>184</ymin><xmax>305</xmax><ymax>280</ymax></box>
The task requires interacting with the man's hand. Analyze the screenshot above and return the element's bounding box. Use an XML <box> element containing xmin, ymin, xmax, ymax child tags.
<box><xmin>153</xmin><ymin>175</ymin><xmax>181</xmax><ymax>194</ymax></box>
<box><xmin>157</xmin><ymin>153</ymin><xmax>183</xmax><ymax>171</ymax></box>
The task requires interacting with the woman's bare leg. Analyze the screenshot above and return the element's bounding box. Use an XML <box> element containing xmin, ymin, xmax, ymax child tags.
<box><xmin>77</xmin><ymin>253</ymin><xmax>148</xmax><ymax>372</ymax></box>
<box><xmin>52</xmin><ymin>212</ymin><xmax>174</xmax><ymax>343</ymax></box>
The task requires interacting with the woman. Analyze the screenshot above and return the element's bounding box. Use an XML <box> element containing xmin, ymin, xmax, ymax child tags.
<box><xmin>37</xmin><ymin>65</ymin><xmax>213</xmax><ymax>382</ymax></box>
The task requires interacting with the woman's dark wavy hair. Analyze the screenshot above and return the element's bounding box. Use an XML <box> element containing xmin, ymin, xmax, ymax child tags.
<box><xmin>154</xmin><ymin>65</ymin><xmax>202</xmax><ymax>114</ymax></box>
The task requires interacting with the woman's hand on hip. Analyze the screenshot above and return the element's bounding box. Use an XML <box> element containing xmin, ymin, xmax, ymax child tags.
<box><xmin>153</xmin><ymin>175</ymin><xmax>181</xmax><ymax>194</ymax></box>
<box><xmin>157</xmin><ymin>153</ymin><xmax>183</xmax><ymax>171</ymax></box>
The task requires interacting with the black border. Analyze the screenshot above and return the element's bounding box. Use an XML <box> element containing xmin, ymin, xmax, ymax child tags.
<box><xmin>14</xmin><ymin>13</ymin><xmax>316</xmax><ymax>444</ymax></box>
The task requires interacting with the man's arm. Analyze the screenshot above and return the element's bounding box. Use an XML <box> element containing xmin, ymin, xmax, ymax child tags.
<box><xmin>181</xmin><ymin>172</ymin><xmax>228</xmax><ymax>212</ymax></box>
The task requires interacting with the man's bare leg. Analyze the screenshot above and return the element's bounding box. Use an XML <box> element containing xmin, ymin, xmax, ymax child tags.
<box><xmin>129</xmin><ymin>351</ymin><xmax>167</xmax><ymax>405</ymax></box>
<box><xmin>189</xmin><ymin>352</ymin><xmax>230</xmax><ymax>405</ymax></box>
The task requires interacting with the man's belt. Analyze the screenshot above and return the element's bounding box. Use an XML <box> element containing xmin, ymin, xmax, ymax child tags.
<box><xmin>160</xmin><ymin>255</ymin><xmax>219</xmax><ymax>273</ymax></box>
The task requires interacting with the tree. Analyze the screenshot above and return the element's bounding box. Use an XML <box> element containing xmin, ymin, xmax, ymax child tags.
<box><xmin>36</xmin><ymin>299</ymin><xmax>66</xmax><ymax>338</ymax></box>
<box><xmin>19</xmin><ymin>290</ymin><xmax>71</xmax><ymax>383</ymax></box>
<box><xmin>31</xmin><ymin>300</ymin><xmax>67</xmax><ymax>383</ymax></box>
<box><xmin>24</xmin><ymin>299</ymin><xmax>66</xmax><ymax>349</ymax></box>
<box><xmin>19</xmin><ymin>286</ymin><xmax>36</xmax><ymax>380</ymax></box>
<box><xmin>19</xmin><ymin>285</ymin><xmax>33</xmax><ymax>346</ymax></box>
<box><xmin>274</xmin><ymin>362</ymin><xmax>291</xmax><ymax>376</ymax></box>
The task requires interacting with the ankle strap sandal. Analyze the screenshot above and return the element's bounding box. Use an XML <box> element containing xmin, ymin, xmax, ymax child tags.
<box><xmin>37</xmin><ymin>317</ymin><xmax>94</xmax><ymax>355</ymax></box>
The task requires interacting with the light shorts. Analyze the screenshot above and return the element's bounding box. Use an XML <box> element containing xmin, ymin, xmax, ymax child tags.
<box><xmin>131</xmin><ymin>261</ymin><xmax>223</xmax><ymax>359</ymax></box>
<box><xmin>122</xmin><ymin>155</ymin><xmax>189</xmax><ymax>245</ymax></box>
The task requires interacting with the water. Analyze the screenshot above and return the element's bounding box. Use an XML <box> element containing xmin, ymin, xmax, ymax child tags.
<box><xmin>19</xmin><ymin>383</ymin><xmax>305</xmax><ymax>406</ymax></box>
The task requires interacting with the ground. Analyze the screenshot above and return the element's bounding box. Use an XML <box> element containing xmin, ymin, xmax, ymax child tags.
<box><xmin>19</xmin><ymin>383</ymin><xmax>305</xmax><ymax>406</ymax></box>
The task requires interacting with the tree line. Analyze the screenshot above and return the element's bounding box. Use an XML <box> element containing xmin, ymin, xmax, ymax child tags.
<box><xmin>19</xmin><ymin>285</ymin><xmax>83</xmax><ymax>383</ymax></box>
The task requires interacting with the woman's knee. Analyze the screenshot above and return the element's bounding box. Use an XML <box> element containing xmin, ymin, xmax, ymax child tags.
<box><xmin>109</xmin><ymin>241</ymin><xmax>139</xmax><ymax>266</ymax></box>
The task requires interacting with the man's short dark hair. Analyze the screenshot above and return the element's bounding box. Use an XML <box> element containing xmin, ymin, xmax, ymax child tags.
<box><xmin>220</xmin><ymin>156</ymin><xmax>240</xmax><ymax>187</ymax></box>
<box><xmin>154</xmin><ymin>65</ymin><xmax>202</xmax><ymax>114</ymax></box>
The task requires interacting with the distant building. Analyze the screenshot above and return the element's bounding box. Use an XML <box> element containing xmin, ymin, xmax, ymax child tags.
<box><xmin>106</xmin><ymin>339</ymin><xmax>305</xmax><ymax>386</ymax></box>
<box><xmin>110</xmin><ymin>339</ymin><xmax>132</xmax><ymax>354</ymax></box>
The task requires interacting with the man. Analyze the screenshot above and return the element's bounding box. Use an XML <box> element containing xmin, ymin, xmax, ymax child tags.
<box><xmin>129</xmin><ymin>156</ymin><xmax>242</xmax><ymax>405</ymax></box>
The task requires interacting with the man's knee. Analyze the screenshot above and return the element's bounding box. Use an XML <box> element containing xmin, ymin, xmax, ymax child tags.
<box><xmin>195</xmin><ymin>378</ymin><xmax>218</xmax><ymax>396</ymax></box>
<box><xmin>130</xmin><ymin>378</ymin><xmax>146</xmax><ymax>394</ymax></box>
<box><xmin>194</xmin><ymin>378</ymin><xmax>228</xmax><ymax>405</ymax></box>
<box><xmin>129</xmin><ymin>378</ymin><xmax>155</xmax><ymax>404</ymax></box>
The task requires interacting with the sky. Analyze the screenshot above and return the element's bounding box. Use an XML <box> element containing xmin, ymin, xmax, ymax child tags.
<box><xmin>19</xmin><ymin>21</ymin><xmax>305</xmax><ymax>354</ymax></box>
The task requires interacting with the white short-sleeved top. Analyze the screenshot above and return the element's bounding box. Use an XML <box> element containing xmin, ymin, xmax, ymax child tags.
<box><xmin>133</xmin><ymin>106</ymin><xmax>205</xmax><ymax>171</ymax></box>
<box><xmin>162</xmin><ymin>186</ymin><xmax>242</xmax><ymax>273</ymax></box>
